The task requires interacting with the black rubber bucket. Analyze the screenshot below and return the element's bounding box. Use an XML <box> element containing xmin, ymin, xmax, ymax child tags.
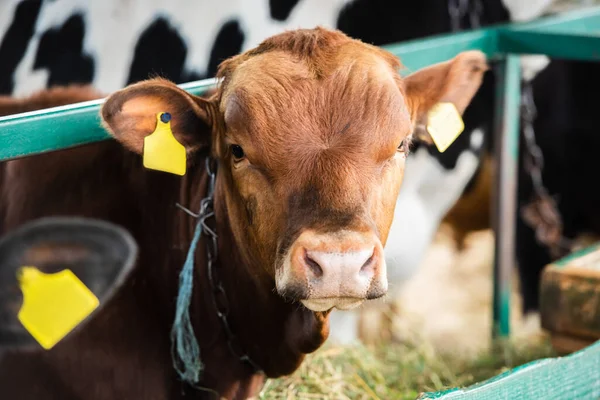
<box><xmin>0</xmin><ymin>217</ymin><xmax>137</xmax><ymax>350</ymax></box>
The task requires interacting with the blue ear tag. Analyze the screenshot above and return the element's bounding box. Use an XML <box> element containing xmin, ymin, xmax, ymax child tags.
<box><xmin>143</xmin><ymin>112</ymin><xmax>187</xmax><ymax>176</ymax></box>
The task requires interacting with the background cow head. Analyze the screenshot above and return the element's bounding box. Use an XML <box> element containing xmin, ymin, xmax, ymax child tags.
<box><xmin>101</xmin><ymin>27</ymin><xmax>487</xmax><ymax>314</ymax></box>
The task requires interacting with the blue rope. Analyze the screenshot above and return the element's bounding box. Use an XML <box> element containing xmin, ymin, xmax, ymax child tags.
<box><xmin>170</xmin><ymin>218</ymin><xmax>204</xmax><ymax>384</ymax></box>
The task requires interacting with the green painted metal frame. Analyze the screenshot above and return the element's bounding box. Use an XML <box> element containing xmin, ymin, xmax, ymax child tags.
<box><xmin>491</xmin><ymin>55</ymin><xmax>521</xmax><ymax>338</ymax></box>
<box><xmin>2</xmin><ymin>7</ymin><xmax>600</xmax><ymax>397</ymax></box>
<box><xmin>0</xmin><ymin>80</ymin><xmax>217</xmax><ymax>161</ymax></box>
<box><xmin>419</xmin><ymin>339</ymin><xmax>600</xmax><ymax>399</ymax></box>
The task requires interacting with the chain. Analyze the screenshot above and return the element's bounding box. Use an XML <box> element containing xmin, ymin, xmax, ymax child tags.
<box><xmin>447</xmin><ymin>0</ymin><xmax>571</xmax><ymax>256</ymax></box>
<box><xmin>177</xmin><ymin>158</ymin><xmax>263</xmax><ymax>375</ymax></box>
<box><xmin>447</xmin><ymin>0</ymin><xmax>571</xmax><ymax>257</ymax></box>
<box><xmin>520</xmin><ymin>83</ymin><xmax>573</xmax><ymax>258</ymax></box>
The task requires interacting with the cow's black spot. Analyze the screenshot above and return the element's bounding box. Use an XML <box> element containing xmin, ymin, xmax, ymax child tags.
<box><xmin>206</xmin><ymin>20</ymin><xmax>244</xmax><ymax>78</ymax></box>
<box><xmin>337</xmin><ymin>0</ymin><xmax>450</xmax><ymax>46</ymax></box>
<box><xmin>33</xmin><ymin>14</ymin><xmax>94</xmax><ymax>87</ymax></box>
<box><xmin>269</xmin><ymin>0</ymin><xmax>300</xmax><ymax>21</ymax></box>
<box><xmin>0</xmin><ymin>0</ymin><xmax>42</xmax><ymax>94</ymax></box>
<box><xmin>127</xmin><ymin>17</ymin><xmax>187</xmax><ymax>85</ymax></box>
<box><xmin>337</xmin><ymin>0</ymin><xmax>509</xmax><ymax>46</ymax></box>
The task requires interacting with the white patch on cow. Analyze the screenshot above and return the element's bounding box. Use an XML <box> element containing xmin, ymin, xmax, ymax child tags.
<box><xmin>84</xmin><ymin>0</ymin><xmax>239</xmax><ymax>93</ymax></box>
<box><xmin>501</xmin><ymin>0</ymin><xmax>554</xmax><ymax>84</ymax></box>
<box><xmin>12</xmin><ymin>0</ymin><xmax>88</xmax><ymax>96</ymax></box>
<box><xmin>385</xmin><ymin>130</ymin><xmax>484</xmax><ymax>291</ymax></box>
<box><xmin>239</xmin><ymin>0</ymin><xmax>349</xmax><ymax>53</ymax></box>
<box><xmin>501</xmin><ymin>0</ymin><xmax>556</xmax><ymax>22</ymax></box>
<box><xmin>35</xmin><ymin>0</ymin><xmax>87</xmax><ymax>28</ymax></box>
<box><xmin>0</xmin><ymin>1</ymin><xmax>21</xmax><ymax>42</ymax></box>
<box><xmin>521</xmin><ymin>55</ymin><xmax>550</xmax><ymax>82</ymax></box>
<box><xmin>469</xmin><ymin>128</ymin><xmax>484</xmax><ymax>150</ymax></box>
<box><xmin>168</xmin><ymin>0</ymin><xmax>238</xmax><ymax>78</ymax></box>
<box><xmin>85</xmin><ymin>1</ymin><xmax>155</xmax><ymax>93</ymax></box>
<box><xmin>7</xmin><ymin>0</ymin><xmax>353</xmax><ymax>94</ymax></box>
<box><xmin>7</xmin><ymin>0</ymin><xmax>239</xmax><ymax>94</ymax></box>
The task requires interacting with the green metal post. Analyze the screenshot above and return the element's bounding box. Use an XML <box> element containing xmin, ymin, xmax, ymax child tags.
<box><xmin>492</xmin><ymin>55</ymin><xmax>521</xmax><ymax>338</ymax></box>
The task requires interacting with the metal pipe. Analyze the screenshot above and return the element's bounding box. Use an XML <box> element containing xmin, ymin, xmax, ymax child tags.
<box><xmin>492</xmin><ymin>55</ymin><xmax>521</xmax><ymax>338</ymax></box>
<box><xmin>0</xmin><ymin>79</ymin><xmax>217</xmax><ymax>162</ymax></box>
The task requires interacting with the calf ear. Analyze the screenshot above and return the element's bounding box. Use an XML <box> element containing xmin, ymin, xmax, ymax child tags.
<box><xmin>100</xmin><ymin>78</ymin><xmax>215</xmax><ymax>155</ymax></box>
<box><xmin>403</xmin><ymin>51</ymin><xmax>488</xmax><ymax>145</ymax></box>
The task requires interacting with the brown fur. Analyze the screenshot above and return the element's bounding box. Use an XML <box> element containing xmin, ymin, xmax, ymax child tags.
<box><xmin>0</xmin><ymin>28</ymin><xmax>487</xmax><ymax>399</ymax></box>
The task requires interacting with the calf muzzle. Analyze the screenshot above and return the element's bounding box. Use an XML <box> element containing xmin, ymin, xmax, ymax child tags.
<box><xmin>276</xmin><ymin>229</ymin><xmax>388</xmax><ymax>312</ymax></box>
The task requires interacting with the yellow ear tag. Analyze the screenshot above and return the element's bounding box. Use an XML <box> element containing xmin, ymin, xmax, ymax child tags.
<box><xmin>426</xmin><ymin>102</ymin><xmax>465</xmax><ymax>153</ymax></box>
<box><xmin>143</xmin><ymin>112</ymin><xmax>186</xmax><ymax>176</ymax></box>
<box><xmin>17</xmin><ymin>267</ymin><xmax>99</xmax><ymax>350</ymax></box>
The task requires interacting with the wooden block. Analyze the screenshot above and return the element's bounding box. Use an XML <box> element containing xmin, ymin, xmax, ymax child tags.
<box><xmin>540</xmin><ymin>243</ymin><xmax>600</xmax><ymax>350</ymax></box>
<box><xmin>550</xmin><ymin>332</ymin><xmax>595</xmax><ymax>355</ymax></box>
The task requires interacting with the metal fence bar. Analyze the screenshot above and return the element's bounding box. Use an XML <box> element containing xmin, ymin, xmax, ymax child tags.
<box><xmin>383</xmin><ymin>29</ymin><xmax>498</xmax><ymax>74</ymax></box>
<box><xmin>498</xmin><ymin>30</ymin><xmax>600</xmax><ymax>61</ymax></box>
<box><xmin>505</xmin><ymin>5</ymin><xmax>600</xmax><ymax>32</ymax></box>
<box><xmin>0</xmin><ymin>78</ymin><xmax>216</xmax><ymax>161</ymax></box>
<box><xmin>492</xmin><ymin>55</ymin><xmax>522</xmax><ymax>338</ymax></box>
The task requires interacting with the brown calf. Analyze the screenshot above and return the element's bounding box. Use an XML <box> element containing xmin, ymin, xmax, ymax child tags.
<box><xmin>0</xmin><ymin>28</ymin><xmax>487</xmax><ymax>399</ymax></box>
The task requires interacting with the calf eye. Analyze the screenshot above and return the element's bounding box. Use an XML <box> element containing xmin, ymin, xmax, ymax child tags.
<box><xmin>231</xmin><ymin>144</ymin><xmax>245</xmax><ymax>160</ymax></box>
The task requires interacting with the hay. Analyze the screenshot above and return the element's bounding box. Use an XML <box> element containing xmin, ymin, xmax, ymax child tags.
<box><xmin>258</xmin><ymin>338</ymin><xmax>555</xmax><ymax>399</ymax></box>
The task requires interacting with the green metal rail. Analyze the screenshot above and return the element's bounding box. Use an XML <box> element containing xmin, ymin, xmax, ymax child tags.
<box><xmin>2</xmin><ymin>5</ymin><xmax>600</xmax><ymax>398</ymax></box>
<box><xmin>419</xmin><ymin>338</ymin><xmax>600</xmax><ymax>399</ymax></box>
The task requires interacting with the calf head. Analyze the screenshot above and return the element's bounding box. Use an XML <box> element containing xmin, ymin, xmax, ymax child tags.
<box><xmin>101</xmin><ymin>28</ymin><xmax>487</xmax><ymax>314</ymax></box>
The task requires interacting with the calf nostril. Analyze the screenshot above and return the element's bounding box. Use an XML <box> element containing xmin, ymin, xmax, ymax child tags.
<box><xmin>360</xmin><ymin>253</ymin><xmax>375</xmax><ymax>273</ymax></box>
<box><xmin>304</xmin><ymin>251</ymin><xmax>323</xmax><ymax>278</ymax></box>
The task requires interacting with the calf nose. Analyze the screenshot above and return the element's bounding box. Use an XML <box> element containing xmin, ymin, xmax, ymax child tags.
<box><xmin>303</xmin><ymin>248</ymin><xmax>374</xmax><ymax>280</ymax></box>
<box><xmin>278</xmin><ymin>230</ymin><xmax>388</xmax><ymax>311</ymax></box>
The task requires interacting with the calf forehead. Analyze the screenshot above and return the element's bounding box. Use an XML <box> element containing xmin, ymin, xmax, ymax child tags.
<box><xmin>221</xmin><ymin>51</ymin><xmax>410</xmax><ymax>166</ymax></box>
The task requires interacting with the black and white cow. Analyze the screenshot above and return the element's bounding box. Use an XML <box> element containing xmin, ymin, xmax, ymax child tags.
<box><xmin>0</xmin><ymin>0</ymin><xmax>573</xmax><ymax>343</ymax></box>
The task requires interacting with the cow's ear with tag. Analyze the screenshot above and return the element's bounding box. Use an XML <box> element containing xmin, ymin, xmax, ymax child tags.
<box><xmin>403</xmin><ymin>51</ymin><xmax>488</xmax><ymax>153</ymax></box>
<box><xmin>101</xmin><ymin>78</ymin><xmax>216</xmax><ymax>175</ymax></box>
